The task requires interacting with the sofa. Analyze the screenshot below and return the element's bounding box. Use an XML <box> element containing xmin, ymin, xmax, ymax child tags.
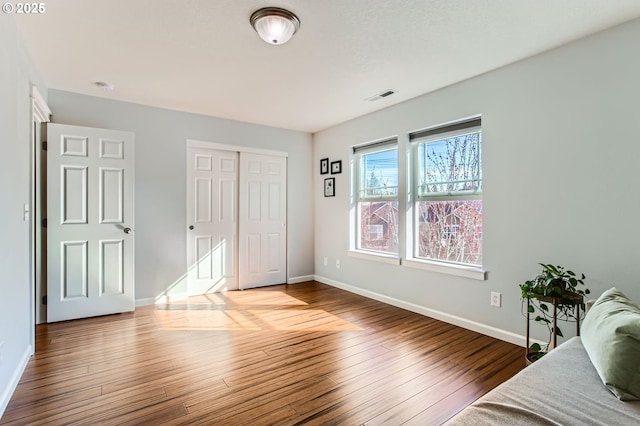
<box><xmin>446</xmin><ymin>288</ymin><xmax>640</xmax><ymax>425</ymax></box>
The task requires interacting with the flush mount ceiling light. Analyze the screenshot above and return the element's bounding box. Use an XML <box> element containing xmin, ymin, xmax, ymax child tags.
<box><xmin>250</xmin><ymin>7</ymin><xmax>300</xmax><ymax>45</ymax></box>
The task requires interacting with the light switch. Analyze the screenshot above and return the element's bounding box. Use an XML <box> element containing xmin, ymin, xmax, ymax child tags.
<box><xmin>23</xmin><ymin>203</ymin><xmax>30</xmax><ymax>221</ymax></box>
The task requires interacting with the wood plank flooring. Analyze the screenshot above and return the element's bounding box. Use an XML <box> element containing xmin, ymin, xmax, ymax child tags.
<box><xmin>1</xmin><ymin>281</ymin><xmax>524</xmax><ymax>425</ymax></box>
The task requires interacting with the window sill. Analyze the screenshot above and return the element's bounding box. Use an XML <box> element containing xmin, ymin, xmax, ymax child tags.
<box><xmin>348</xmin><ymin>250</ymin><xmax>401</xmax><ymax>265</ymax></box>
<box><xmin>346</xmin><ymin>251</ymin><xmax>486</xmax><ymax>280</ymax></box>
<box><xmin>402</xmin><ymin>258</ymin><xmax>487</xmax><ymax>280</ymax></box>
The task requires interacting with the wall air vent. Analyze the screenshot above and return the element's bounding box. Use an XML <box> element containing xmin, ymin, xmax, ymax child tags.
<box><xmin>365</xmin><ymin>89</ymin><xmax>397</xmax><ymax>102</ymax></box>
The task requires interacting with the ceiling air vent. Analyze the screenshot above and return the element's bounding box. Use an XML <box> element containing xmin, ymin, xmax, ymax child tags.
<box><xmin>366</xmin><ymin>89</ymin><xmax>397</xmax><ymax>102</ymax></box>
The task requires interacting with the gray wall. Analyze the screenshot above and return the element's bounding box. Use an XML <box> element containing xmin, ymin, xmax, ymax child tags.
<box><xmin>48</xmin><ymin>90</ymin><xmax>314</xmax><ymax>302</ymax></box>
<box><xmin>0</xmin><ymin>14</ymin><xmax>46</xmax><ymax>412</ymax></box>
<box><xmin>313</xmin><ymin>18</ymin><xmax>640</xmax><ymax>345</ymax></box>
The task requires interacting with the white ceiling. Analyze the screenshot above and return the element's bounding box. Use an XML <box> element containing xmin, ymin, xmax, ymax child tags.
<box><xmin>13</xmin><ymin>0</ymin><xmax>640</xmax><ymax>133</ymax></box>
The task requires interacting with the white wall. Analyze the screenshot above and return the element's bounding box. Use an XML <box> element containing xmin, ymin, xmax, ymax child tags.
<box><xmin>48</xmin><ymin>90</ymin><xmax>314</xmax><ymax>303</ymax></box>
<box><xmin>0</xmin><ymin>14</ymin><xmax>47</xmax><ymax>415</ymax></box>
<box><xmin>314</xmin><ymin>18</ymin><xmax>640</xmax><ymax>346</ymax></box>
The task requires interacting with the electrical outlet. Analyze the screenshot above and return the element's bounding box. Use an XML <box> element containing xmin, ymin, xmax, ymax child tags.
<box><xmin>491</xmin><ymin>292</ymin><xmax>501</xmax><ymax>307</ymax></box>
<box><xmin>323</xmin><ymin>257</ymin><xmax>328</xmax><ymax>266</ymax></box>
<box><xmin>336</xmin><ymin>259</ymin><xmax>341</xmax><ymax>269</ymax></box>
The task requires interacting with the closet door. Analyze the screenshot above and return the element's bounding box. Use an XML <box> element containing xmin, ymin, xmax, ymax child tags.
<box><xmin>186</xmin><ymin>147</ymin><xmax>238</xmax><ymax>294</ymax></box>
<box><xmin>239</xmin><ymin>152</ymin><xmax>287</xmax><ymax>289</ymax></box>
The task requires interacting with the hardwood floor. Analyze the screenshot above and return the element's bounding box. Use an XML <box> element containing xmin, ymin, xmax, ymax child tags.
<box><xmin>1</xmin><ymin>281</ymin><xmax>524</xmax><ymax>425</ymax></box>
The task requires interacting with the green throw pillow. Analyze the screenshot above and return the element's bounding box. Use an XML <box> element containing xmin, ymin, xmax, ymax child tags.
<box><xmin>581</xmin><ymin>287</ymin><xmax>640</xmax><ymax>400</ymax></box>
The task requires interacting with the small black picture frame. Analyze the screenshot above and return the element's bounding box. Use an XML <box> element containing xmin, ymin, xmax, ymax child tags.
<box><xmin>324</xmin><ymin>177</ymin><xmax>335</xmax><ymax>197</ymax></box>
<box><xmin>330</xmin><ymin>160</ymin><xmax>342</xmax><ymax>174</ymax></box>
<box><xmin>320</xmin><ymin>158</ymin><xmax>329</xmax><ymax>175</ymax></box>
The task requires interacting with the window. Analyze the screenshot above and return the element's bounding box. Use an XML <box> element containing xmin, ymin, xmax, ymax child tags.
<box><xmin>411</xmin><ymin>118</ymin><xmax>482</xmax><ymax>266</ymax></box>
<box><xmin>365</xmin><ymin>224</ymin><xmax>384</xmax><ymax>241</ymax></box>
<box><xmin>354</xmin><ymin>141</ymin><xmax>398</xmax><ymax>255</ymax></box>
<box><xmin>349</xmin><ymin>117</ymin><xmax>483</xmax><ymax>276</ymax></box>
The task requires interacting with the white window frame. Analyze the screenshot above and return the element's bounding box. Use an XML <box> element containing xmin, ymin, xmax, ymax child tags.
<box><xmin>350</xmin><ymin>139</ymin><xmax>400</xmax><ymax>262</ymax></box>
<box><xmin>405</xmin><ymin>118</ymin><xmax>486</xmax><ymax>279</ymax></box>
<box><xmin>346</xmin><ymin>119</ymin><xmax>486</xmax><ymax>280</ymax></box>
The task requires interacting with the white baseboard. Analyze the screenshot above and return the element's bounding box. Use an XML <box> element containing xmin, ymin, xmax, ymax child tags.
<box><xmin>0</xmin><ymin>344</ymin><xmax>32</xmax><ymax>419</ymax></box>
<box><xmin>136</xmin><ymin>277</ymin><xmax>314</xmax><ymax>306</ymax></box>
<box><xmin>136</xmin><ymin>276</ymin><xmax>319</xmax><ymax>306</ymax></box>
<box><xmin>135</xmin><ymin>297</ymin><xmax>155</xmax><ymax>307</ymax></box>
<box><xmin>314</xmin><ymin>274</ymin><xmax>526</xmax><ymax>348</ymax></box>
<box><xmin>287</xmin><ymin>275</ymin><xmax>314</xmax><ymax>284</ymax></box>
<box><xmin>136</xmin><ymin>292</ymin><xmax>189</xmax><ymax>307</ymax></box>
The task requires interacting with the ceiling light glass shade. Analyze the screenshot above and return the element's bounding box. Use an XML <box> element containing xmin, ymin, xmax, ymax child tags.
<box><xmin>250</xmin><ymin>7</ymin><xmax>300</xmax><ymax>45</ymax></box>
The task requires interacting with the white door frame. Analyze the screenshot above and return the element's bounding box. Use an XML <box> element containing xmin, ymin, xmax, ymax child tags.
<box><xmin>186</xmin><ymin>139</ymin><xmax>288</xmax><ymax>289</ymax></box>
<box><xmin>30</xmin><ymin>85</ymin><xmax>50</xmax><ymax>349</ymax></box>
<box><xmin>187</xmin><ymin>140</ymin><xmax>288</xmax><ymax>159</ymax></box>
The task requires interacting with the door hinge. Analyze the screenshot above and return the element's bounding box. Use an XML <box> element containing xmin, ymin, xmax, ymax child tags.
<box><xmin>42</xmin><ymin>141</ymin><xmax>47</xmax><ymax>151</ymax></box>
<box><xmin>42</xmin><ymin>218</ymin><xmax>47</xmax><ymax>228</ymax></box>
<box><xmin>42</xmin><ymin>295</ymin><xmax>47</xmax><ymax>305</ymax></box>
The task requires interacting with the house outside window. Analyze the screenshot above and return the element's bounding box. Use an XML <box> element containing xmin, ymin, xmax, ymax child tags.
<box><xmin>354</xmin><ymin>141</ymin><xmax>398</xmax><ymax>255</ymax></box>
<box><xmin>365</xmin><ymin>224</ymin><xmax>384</xmax><ymax>241</ymax></box>
<box><xmin>411</xmin><ymin>118</ymin><xmax>482</xmax><ymax>266</ymax></box>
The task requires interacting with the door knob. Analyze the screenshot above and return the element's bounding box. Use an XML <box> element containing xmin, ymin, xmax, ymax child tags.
<box><xmin>124</xmin><ymin>227</ymin><xmax>132</xmax><ymax>234</ymax></box>
<box><xmin>189</xmin><ymin>225</ymin><xmax>194</xmax><ymax>230</ymax></box>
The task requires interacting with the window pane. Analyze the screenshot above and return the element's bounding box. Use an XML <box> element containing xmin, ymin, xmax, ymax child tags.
<box><xmin>358</xmin><ymin>201</ymin><xmax>398</xmax><ymax>254</ymax></box>
<box><xmin>360</xmin><ymin>148</ymin><xmax>398</xmax><ymax>198</ymax></box>
<box><xmin>418</xmin><ymin>132</ymin><xmax>481</xmax><ymax>196</ymax></box>
<box><xmin>415</xmin><ymin>200</ymin><xmax>482</xmax><ymax>265</ymax></box>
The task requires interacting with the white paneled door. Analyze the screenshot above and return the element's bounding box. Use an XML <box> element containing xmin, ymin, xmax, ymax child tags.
<box><xmin>186</xmin><ymin>147</ymin><xmax>239</xmax><ymax>294</ymax></box>
<box><xmin>47</xmin><ymin>124</ymin><xmax>135</xmax><ymax>322</ymax></box>
<box><xmin>239</xmin><ymin>153</ymin><xmax>287</xmax><ymax>289</ymax></box>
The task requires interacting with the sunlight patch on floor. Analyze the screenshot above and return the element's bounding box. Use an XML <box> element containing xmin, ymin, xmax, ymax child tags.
<box><xmin>154</xmin><ymin>289</ymin><xmax>360</xmax><ymax>331</ymax></box>
<box><xmin>224</xmin><ymin>290</ymin><xmax>308</xmax><ymax>306</ymax></box>
<box><xmin>154</xmin><ymin>309</ymin><xmax>261</xmax><ymax>331</ymax></box>
<box><xmin>248</xmin><ymin>309</ymin><xmax>362</xmax><ymax>331</ymax></box>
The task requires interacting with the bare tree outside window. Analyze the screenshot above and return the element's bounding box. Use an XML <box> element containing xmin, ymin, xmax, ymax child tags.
<box><xmin>417</xmin><ymin>200</ymin><xmax>482</xmax><ymax>264</ymax></box>
<box><xmin>352</xmin><ymin>123</ymin><xmax>481</xmax><ymax>266</ymax></box>
<box><xmin>416</xmin><ymin>132</ymin><xmax>482</xmax><ymax>265</ymax></box>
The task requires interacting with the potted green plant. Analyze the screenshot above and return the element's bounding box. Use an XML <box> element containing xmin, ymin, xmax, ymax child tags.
<box><xmin>520</xmin><ymin>263</ymin><xmax>590</xmax><ymax>363</ymax></box>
